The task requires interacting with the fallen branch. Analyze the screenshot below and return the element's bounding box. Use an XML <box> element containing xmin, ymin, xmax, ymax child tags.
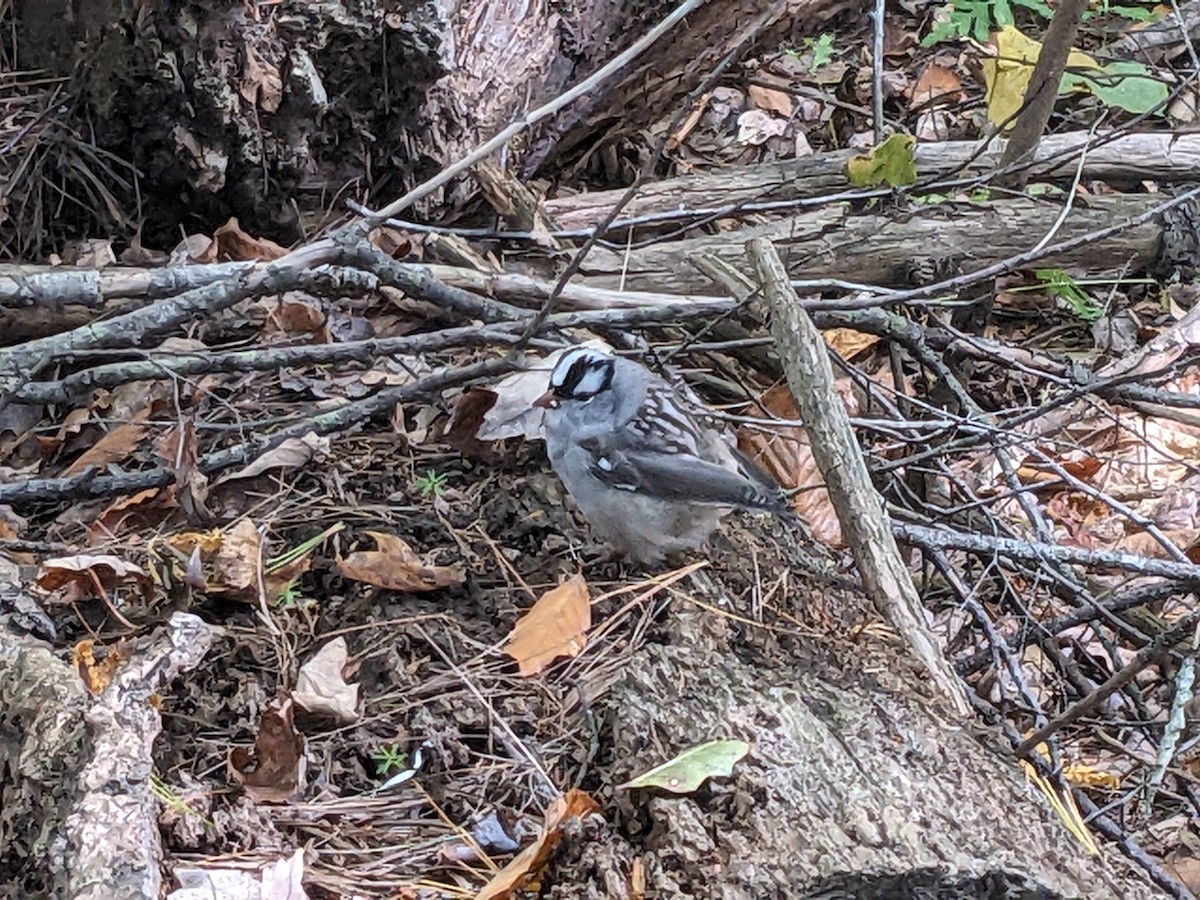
<box><xmin>893</xmin><ymin>522</ymin><xmax>1200</xmax><ymax>583</ymax></box>
<box><xmin>746</xmin><ymin>236</ymin><xmax>973</xmax><ymax>718</ymax></box>
<box><xmin>0</xmin><ymin>357</ymin><xmax>513</xmax><ymax>507</ymax></box>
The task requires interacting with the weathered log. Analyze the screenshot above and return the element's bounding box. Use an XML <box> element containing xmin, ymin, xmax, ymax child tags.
<box><xmin>0</xmin><ymin>603</ymin><xmax>217</xmax><ymax>899</ymax></box>
<box><xmin>558</xmin><ymin>601</ymin><xmax>1167</xmax><ymax>898</ymax></box>
<box><xmin>545</xmin><ymin>132</ymin><xmax>1200</xmax><ymax>231</ymax></box>
<box><xmin>576</xmin><ymin>193</ymin><xmax>1172</xmax><ymax>292</ymax></box>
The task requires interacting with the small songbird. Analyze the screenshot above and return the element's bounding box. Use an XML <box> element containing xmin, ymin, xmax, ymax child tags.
<box><xmin>533</xmin><ymin>347</ymin><xmax>791</xmax><ymax>563</ymax></box>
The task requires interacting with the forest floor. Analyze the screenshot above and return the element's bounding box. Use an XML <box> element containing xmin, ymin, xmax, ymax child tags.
<box><xmin>4</xmin><ymin>1</ymin><xmax>1200</xmax><ymax>898</ymax></box>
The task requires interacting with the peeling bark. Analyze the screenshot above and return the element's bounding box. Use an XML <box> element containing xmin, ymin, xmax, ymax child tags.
<box><xmin>0</xmin><ymin>611</ymin><xmax>218</xmax><ymax>899</ymax></box>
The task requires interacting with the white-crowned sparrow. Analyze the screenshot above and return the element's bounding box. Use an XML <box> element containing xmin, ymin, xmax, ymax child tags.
<box><xmin>533</xmin><ymin>347</ymin><xmax>791</xmax><ymax>563</ymax></box>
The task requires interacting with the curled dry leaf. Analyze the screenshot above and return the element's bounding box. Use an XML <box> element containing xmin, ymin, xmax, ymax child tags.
<box><xmin>214</xmin><ymin>433</ymin><xmax>329</xmax><ymax>485</ymax></box>
<box><xmin>228</xmin><ymin>698</ymin><xmax>307</xmax><ymax>804</ymax></box>
<box><xmin>736</xmin><ymin>384</ymin><xmax>842</xmax><ymax>548</ymax></box>
<box><xmin>503</xmin><ymin>574</ymin><xmax>591</xmax><ymax>677</ymax></box>
<box><xmin>475</xmin><ymin>789</ymin><xmax>601</xmax><ymax>900</ymax></box>
<box><xmin>337</xmin><ymin>531</ymin><xmax>462</xmax><ymax>593</ymax></box>
<box><xmin>736</xmin><ymin>109</ymin><xmax>788</xmax><ymax>145</ymax></box>
<box><xmin>212</xmin><ymin>518</ymin><xmax>263</xmax><ymax>597</ymax></box>
<box><xmin>37</xmin><ymin>554</ymin><xmax>154</xmax><ymax>605</ymax></box>
<box><xmin>444</xmin><ymin>388</ymin><xmax>499</xmax><ymax>457</ymax></box>
<box><xmin>292</xmin><ymin>637</ymin><xmax>360</xmax><ymax>725</ymax></box>
<box><xmin>213</xmin><ymin>217</ymin><xmax>288</xmax><ymax>262</ymax></box>
<box><xmin>909</xmin><ymin>63</ymin><xmax>963</xmax><ymax>110</ymax></box>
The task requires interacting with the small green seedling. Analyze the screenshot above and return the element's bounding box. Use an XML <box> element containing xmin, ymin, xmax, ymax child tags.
<box><xmin>923</xmin><ymin>0</ymin><xmax>1053</xmax><ymax>46</ymax></box>
<box><xmin>372</xmin><ymin>744</ymin><xmax>408</xmax><ymax>776</ymax></box>
<box><xmin>415</xmin><ymin>469</ymin><xmax>449</xmax><ymax>498</ymax></box>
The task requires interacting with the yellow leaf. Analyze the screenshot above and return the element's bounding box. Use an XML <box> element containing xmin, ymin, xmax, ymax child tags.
<box><xmin>982</xmin><ymin>26</ymin><xmax>1098</xmax><ymax>128</ymax></box>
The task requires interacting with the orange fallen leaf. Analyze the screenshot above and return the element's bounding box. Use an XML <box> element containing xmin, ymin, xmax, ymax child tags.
<box><xmin>337</xmin><ymin>531</ymin><xmax>462</xmax><ymax>592</ymax></box>
<box><xmin>736</xmin><ymin>384</ymin><xmax>842</xmax><ymax>548</ymax></box>
<box><xmin>823</xmin><ymin>327</ymin><xmax>881</xmax><ymax>360</ymax></box>
<box><xmin>748</xmin><ymin>83</ymin><xmax>794</xmax><ymax>117</ymax></box>
<box><xmin>213</xmin><ymin>217</ymin><xmax>288</xmax><ymax>261</ymax></box>
<box><xmin>475</xmin><ymin>789</ymin><xmax>601</xmax><ymax>900</ymax></box>
<box><xmin>503</xmin><ymin>575</ymin><xmax>591</xmax><ymax>677</ymax></box>
<box><xmin>909</xmin><ymin>63</ymin><xmax>963</xmax><ymax>110</ymax></box>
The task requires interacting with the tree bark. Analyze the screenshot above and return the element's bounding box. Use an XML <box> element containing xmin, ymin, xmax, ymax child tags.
<box><xmin>554</xmin><ymin>600</ymin><xmax>1166</xmax><ymax>898</ymax></box>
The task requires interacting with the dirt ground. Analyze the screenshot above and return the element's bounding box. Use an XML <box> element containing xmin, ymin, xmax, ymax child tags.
<box><xmin>138</xmin><ymin>426</ymin><xmax>871</xmax><ymax>896</ymax></box>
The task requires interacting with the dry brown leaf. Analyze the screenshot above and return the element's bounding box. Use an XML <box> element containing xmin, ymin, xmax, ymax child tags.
<box><xmin>909</xmin><ymin>63</ymin><xmax>963</xmax><ymax>110</ymax></box>
<box><xmin>503</xmin><ymin>574</ymin><xmax>591</xmax><ymax>677</ymax></box>
<box><xmin>736</xmin><ymin>385</ymin><xmax>842</xmax><ymax>548</ymax></box>
<box><xmin>37</xmin><ymin>554</ymin><xmax>154</xmax><ymax>605</ymax></box>
<box><xmin>823</xmin><ymin>327</ymin><xmax>881</xmax><ymax>360</ymax></box>
<box><xmin>72</xmin><ymin>638</ymin><xmax>127</xmax><ymax>695</ymax></box>
<box><xmin>266</xmin><ymin>296</ymin><xmax>328</xmax><ymax>338</ymax></box>
<box><xmin>213</xmin><ymin>217</ymin><xmax>288</xmax><ymax>262</ymax></box>
<box><xmin>443</xmin><ymin>388</ymin><xmax>499</xmax><ymax>457</ymax></box>
<box><xmin>292</xmin><ymin>637</ymin><xmax>360</xmax><ymax>725</ymax></box>
<box><xmin>368</xmin><ymin>226</ymin><xmax>413</xmax><ymax>259</ymax></box>
<box><xmin>212</xmin><ymin>518</ymin><xmax>263</xmax><ymax>596</ymax></box>
<box><xmin>747</xmin><ymin>83</ymin><xmax>794</xmax><ymax>117</ymax></box>
<box><xmin>667</xmin><ymin>92</ymin><xmax>710</xmax><ymax>150</ymax></box>
<box><xmin>1116</xmin><ymin>528</ymin><xmax>1200</xmax><ymax>563</ymax></box>
<box><xmin>475</xmin><ymin>789</ymin><xmax>601</xmax><ymax>900</ymax></box>
<box><xmin>1169</xmin><ymin>855</ymin><xmax>1200</xmax><ymax>896</ymax></box>
<box><xmin>88</xmin><ymin>487</ymin><xmax>177</xmax><ymax>545</ymax></box>
<box><xmin>228</xmin><ymin>698</ymin><xmax>307</xmax><ymax>804</ymax></box>
<box><xmin>63</xmin><ymin>402</ymin><xmax>160</xmax><ymax>476</ymax></box>
<box><xmin>241</xmin><ymin>41</ymin><xmax>283</xmax><ymax>113</ymax></box>
<box><xmin>337</xmin><ymin>531</ymin><xmax>462</xmax><ymax>593</ymax></box>
<box><xmin>169</xmin><ymin>528</ymin><xmax>226</xmax><ymax>556</ymax></box>
<box><xmin>0</xmin><ymin>504</ymin><xmax>26</xmax><ymax>540</ymax></box>
<box><xmin>214</xmin><ymin>433</ymin><xmax>328</xmax><ymax>485</ymax></box>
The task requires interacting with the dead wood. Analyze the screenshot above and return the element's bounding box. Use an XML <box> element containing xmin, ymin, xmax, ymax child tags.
<box><xmin>748</xmin><ymin>237</ymin><xmax>972</xmax><ymax>717</ymax></box>
<box><xmin>996</xmin><ymin>0</ymin><xmax>1090</xmax><ymax>185</ymax></box>
<box><xmin>576</xmin><ymin>192</ymin><xmax>1174</xmax><ymax>293</ymax></box>
<box><xmin>544</xmin><ymin>132</ymin><xmax>1200</xmax><ymax>232</ymax></box>
<box><xmin>573</xmin><ymin>602</ymin><xmax>1167</xmax><ymax>898</ymax></box>
<box><xmin>0</xmin><ymin>610</ymin><xmax>217</xmax><ymax>899</ymax></box>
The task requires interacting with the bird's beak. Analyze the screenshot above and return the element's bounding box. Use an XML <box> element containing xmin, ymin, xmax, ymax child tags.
<box><xmin>533</xmin><ymin>391</ymin><xmax>559</xmax><ymax>410</ymax></box>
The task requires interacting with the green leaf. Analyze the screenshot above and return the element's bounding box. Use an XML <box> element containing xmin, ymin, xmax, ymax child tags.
<box><xmin>1061</xmin><ymin>61</ymin><xmax>1168</xmax><ymax>115</ymax></box>
<box><xmin>810</xmin><ymin>33</ymin><xmax>835</xmax><ymax>70</ymax></box>
<box><xmin>620</xmin><ymin>740</ymin><xmax>750</xmax><ymax>793</ymax></box>
<box><xmin>847</xmin><ymin>133</ymin><xmax>917</xmax><ymax>189</ymax></box>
